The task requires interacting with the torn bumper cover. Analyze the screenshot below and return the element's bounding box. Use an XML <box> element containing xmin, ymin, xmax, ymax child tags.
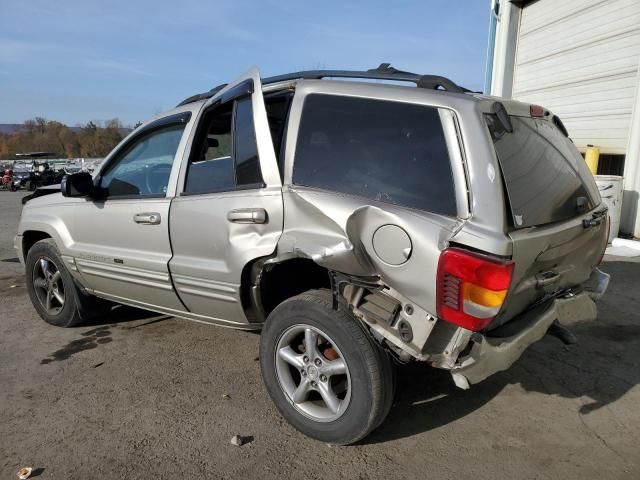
<box><xmin>13</xmin><ymin>234</ymin><xmax>24</xmax><ymax>266</ymax></box>
<box><xmin>582</xmin><ymin>266</ymin><xmax>610</xmax><ymax>301</ymax></box>
<box><xmin>450</xmin><ymin>268</ymin><xmax>609</xmax><ymax>389</ymax></box>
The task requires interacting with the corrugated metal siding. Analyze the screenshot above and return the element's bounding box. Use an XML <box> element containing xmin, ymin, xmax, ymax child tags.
<box><xmin>512</xmin><ymin>0</ymin><xmax>640</xmax><ymax>154</ymax></box>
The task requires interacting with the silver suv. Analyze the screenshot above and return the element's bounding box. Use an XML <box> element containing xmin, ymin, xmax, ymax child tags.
<box><xmin>15</xmin><ymin>65</ymin><xmax>610</xmax><ymax>444</ymax></box>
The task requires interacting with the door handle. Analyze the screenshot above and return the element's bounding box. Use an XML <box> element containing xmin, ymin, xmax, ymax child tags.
<box><xmin>227</xmin><ymin>208</ymin><xmax>267</xmax><ymax>224</ymax></box>
<box><xmin>134</xmin><ymin>212</ymin><xmax>161</xmax><ymax>225</ymax></box>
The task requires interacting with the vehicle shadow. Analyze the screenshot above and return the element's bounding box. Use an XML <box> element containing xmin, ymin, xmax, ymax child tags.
<box><xmin>366</xmin><ymin>260</ymin><xmax>640</xmax><ymax>444</ymax></box>
<box><xmin>365</xmin><ymin>362</ymin><xmax>507</xmax><ymax>444</ymax></box>
<box><xmin>80</xmin><ymin>304</ymin><xmax>170</xmax><ymax>328</ymax></box>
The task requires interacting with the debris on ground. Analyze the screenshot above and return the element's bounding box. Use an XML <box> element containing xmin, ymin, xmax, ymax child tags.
<box><xmin>17</xmin><ymin>467</ymin><xmax>33</xmax><ymax>479</ymax></box>
<box><xmin>222</xmin><ymin>393</ymin><xmax>231</xmax><ymax>399</ymax></box>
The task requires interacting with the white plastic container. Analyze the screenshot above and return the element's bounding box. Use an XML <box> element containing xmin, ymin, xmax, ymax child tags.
<box><xmin>595</xmin><ymin>175</ymin><xmax>623</xmax><ymax>241</ymax></box>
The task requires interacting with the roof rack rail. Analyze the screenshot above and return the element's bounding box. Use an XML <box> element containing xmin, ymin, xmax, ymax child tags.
<box><xmin>176</xmin><ymin>63</ymin><xmax>468</xmax><ymax>107</ymax></box>
<box><xmin>262</xmin><ymin>63</ymin><xmax>469</xmax><ymax>93</ymax></box>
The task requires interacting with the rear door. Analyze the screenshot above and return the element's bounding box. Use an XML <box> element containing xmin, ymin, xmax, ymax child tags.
<box><xmin>168</xmin><ymin>68</ymin><xmax>284</xmax><ymax>326</ymax></box>
<box><xmin>486</xmin><ymin>113</ymin><xmax>608</xmax><ymax>327</ymax></box>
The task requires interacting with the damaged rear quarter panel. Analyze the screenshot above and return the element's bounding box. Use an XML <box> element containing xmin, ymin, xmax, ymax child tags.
<box><xmin>279</xmin><ymin>187</ymin><xmax>461</xmax><ymax>316</ymax></box>
<box><xmin>274</xmin><ymin>80</ymin><xmax>513</xmax><ymax>323</ymax></box>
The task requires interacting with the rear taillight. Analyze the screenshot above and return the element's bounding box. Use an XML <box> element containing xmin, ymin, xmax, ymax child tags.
<box><xmin>437</xmin><ymin>248</ymin><xmax>514</xmax><ymax>331</ymax></box>
<box><xmin>530</xmin><ymin>104</ymin><xmax>545</xmax><ymax>117</ymax></box>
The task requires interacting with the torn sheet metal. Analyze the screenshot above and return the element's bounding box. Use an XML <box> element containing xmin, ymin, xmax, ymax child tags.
<box><xmin>279</xmin><ymin>187</ymin><xmax>462</xmax><ymax>316</ymax></box>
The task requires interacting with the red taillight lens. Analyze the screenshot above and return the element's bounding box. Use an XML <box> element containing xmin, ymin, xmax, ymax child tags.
<box><xmin>530</xmin><ymin>104</ymin><xmax>545</xmax><ymax>117</ymax></box>
<box><xmin>437</xmin><ymin>248</ymin><xmax>514</xmax><ymax>331</ymax></box>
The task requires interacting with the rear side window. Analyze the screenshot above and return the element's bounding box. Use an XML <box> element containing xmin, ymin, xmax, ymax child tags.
<box><xmin>234</xmin><ymin>97</ymin><xmax>262</xmax><ymax>186</ymax></box>
<box><xmin>486</xmin><ymin>115</ymin><xmax>599</xmax><ymax>228</ymax></box>
<box><xmin>184</xmin><ymin>97</ymin><xmax>264</xmax><ymax>195</ymax></box>
<box><xmin>293</xmin><ymin>94</ymin><xmax>457</xmax><ymax>216</ymax></box>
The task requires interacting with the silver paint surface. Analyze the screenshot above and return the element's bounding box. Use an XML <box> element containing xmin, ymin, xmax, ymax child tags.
<box><xmin>15</xmin><ymin>71</ymin><xmax>608</xmax><ymax>381</ymax></box>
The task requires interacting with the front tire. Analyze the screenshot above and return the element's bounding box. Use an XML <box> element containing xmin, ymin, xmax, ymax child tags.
<box><xmin>25</xmin><ymin>239</ymin><xmax>108</xmax><ymax>327</ymax></box>
<box><xmin>260</xmin><ymin>289</ymin><xmax>395</xmax><ymax>445</ymax></box>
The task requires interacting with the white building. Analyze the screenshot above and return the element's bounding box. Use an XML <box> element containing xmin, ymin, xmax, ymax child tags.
<box><xmin>486</xmin><ymin>0</ymin><xmax>640</xmax><ymax>237</ymax></box>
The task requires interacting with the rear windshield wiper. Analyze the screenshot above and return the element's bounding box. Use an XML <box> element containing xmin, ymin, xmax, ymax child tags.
<box><xmin>582</xmin><ymin>208</ymin><xmax>608</xmax><ymax>229</ymax></box>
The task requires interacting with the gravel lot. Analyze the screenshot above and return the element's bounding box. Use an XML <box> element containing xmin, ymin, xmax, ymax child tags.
<box><xmin>1</xmin><ymin>191</ymin><xmax>639</xmax><ymax>479</ymax></box>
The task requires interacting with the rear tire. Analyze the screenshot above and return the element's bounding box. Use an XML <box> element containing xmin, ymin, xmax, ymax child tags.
<box><xmin>25</xmin><ymin>239</ymin><xmax>109</xmax><ymax>327</ymax></box>
<box><xmin>260</xmin><ymin>289</ymin><xmax>395</xmax><ymax>445</ymax></box>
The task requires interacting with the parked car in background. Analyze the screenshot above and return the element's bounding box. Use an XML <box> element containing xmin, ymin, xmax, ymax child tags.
<box><xmin>11</xmin><ymin>161</ymin><xmax>35</xmax><ymax>190</ymax></box>
<box><xmin>15</xmin><ymin>65</ymin><xmax>610</xmax><ymax>444</ymax></box>
<box><xmin>62</xmin><ymin>160</ymin><xmax>83</xmax><ymax>175</ymax></box>
<box><xmin>12</xmin><ymin>160</ymin><xmax>64</xmax><ymax>191</ymax></box>
<box><xmin>1</xmin><ymin>167</ymin><xmax>16</xmax><ymax>191</ymax></box>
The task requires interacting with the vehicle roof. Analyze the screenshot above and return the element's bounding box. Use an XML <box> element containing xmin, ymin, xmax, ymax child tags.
<box><xmin>157</xmin><ymin>71</ymin><xmax>540</xmax><ymax>128</ymax></box>
<box><xmin>291</xmin><ymin>78</ymin><xmax>479</xmax><ymax>110</ymax></box>
<box><xmin>471</xmin><ymin>93</ymin><xmax>538</xmax><ymax>117</ymax></box>
<box><xmin>176</xmin><ymin>64</ymin><xmax>474</xmax><ymax>108</ymax></box>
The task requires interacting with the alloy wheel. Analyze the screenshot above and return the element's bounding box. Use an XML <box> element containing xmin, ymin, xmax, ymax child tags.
<box><xmin>275</xmin><ymin>324</ymin><xmax>351</xmax><ymax>422</ymax></box>
<box><xmin>32</xmin><ymin>257</ymin><xmax>65</xmax><ymax>315</ymax></box>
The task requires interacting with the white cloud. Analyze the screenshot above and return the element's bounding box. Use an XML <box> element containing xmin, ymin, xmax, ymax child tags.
<box><xmin>83</xmin><ymin>58</ymin><xmax>152</xmax><ymax>76</ymax></box>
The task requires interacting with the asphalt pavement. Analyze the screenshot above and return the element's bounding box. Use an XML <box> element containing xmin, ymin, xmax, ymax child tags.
<box><xmin>1</xmin><ymin>190</ymin><xmax>639</xmax><ymax>479</ymax></box>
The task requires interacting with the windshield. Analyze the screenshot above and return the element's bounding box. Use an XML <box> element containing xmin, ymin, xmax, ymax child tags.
<box><xmin>486</xmin><ymin>114</ymin><xmax>600</xmax><ymax>229</ymax></box>
<box><xmin>13</xmin><ymin>162</ymin><xmax>32</xmax><ymax>172</ymax></box>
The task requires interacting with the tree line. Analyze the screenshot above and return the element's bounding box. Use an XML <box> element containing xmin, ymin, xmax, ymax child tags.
<box><xmin>0</xmin><ymin>117</ymin><xmax>138</xmax><ymax>159</ymax></box>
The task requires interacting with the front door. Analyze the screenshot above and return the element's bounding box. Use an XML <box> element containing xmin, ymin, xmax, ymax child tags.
<box><xmin>72</xmin><ymin>111</ymin><xmax>196</xmax><ymax>312</ymax></box>
<box><xmin>169</xmin><ymin>68</ymin><xmax>284</xmax><ymax>326</ymax></box>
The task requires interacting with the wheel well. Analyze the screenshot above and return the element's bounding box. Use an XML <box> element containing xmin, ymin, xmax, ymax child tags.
<box><xmin>256</xmin><ymin>258</ymin><xmax>331</xmax><ymax>318</ymax></box>
<box><xmin>22</xmin><ymin>231</ymin><xmax>51</xmax><ymax>260</ymax></box>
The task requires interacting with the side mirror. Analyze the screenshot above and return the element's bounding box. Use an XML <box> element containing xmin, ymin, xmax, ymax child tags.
<box><xmin>61</xmin><ymin>172</ymin><xmax>94</xmax><ymax>197</ymax></box>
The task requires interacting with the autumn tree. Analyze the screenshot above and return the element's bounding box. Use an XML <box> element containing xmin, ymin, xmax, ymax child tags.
<box><xmin>0</xmin><ymin>117</ymin><xmax>128</xmax><ymax>159</ymax></box>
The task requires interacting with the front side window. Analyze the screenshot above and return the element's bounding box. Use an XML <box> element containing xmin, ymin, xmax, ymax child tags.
<box><xmin>100</xmin><ymin>124</ymin><xmax>185</xmax><ymax>197</ymax></box>
<box><xmin>292</xmin><ymin>94</ymin><xmax>457</xmax><ymax>216</ymax></box>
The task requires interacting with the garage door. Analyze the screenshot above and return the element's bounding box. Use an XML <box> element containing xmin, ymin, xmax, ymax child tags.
<box><xmin>512</xmin><ymin>0</ymin><xmax>640</xmax><ymax>154</ymax></box>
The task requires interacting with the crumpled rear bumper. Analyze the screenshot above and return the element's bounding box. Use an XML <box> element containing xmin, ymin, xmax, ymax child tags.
<box><xmin>450</xmin><ymin>268</ymin><xmax>609</xmax><ymax>389</ymax></box>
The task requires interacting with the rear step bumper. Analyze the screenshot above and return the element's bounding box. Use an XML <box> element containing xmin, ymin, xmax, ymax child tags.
<box><xmin>450</xmin><ymin>268</ymin><xmax>608</xmax><ymax>389</ymax></box>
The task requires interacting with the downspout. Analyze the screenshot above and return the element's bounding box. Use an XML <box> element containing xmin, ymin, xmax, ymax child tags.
<box><xmin>484</xmin><ymin>0</ymin><xmax>501</xmax><ymax>94</ymax></box>
<box><xmin>620</xmin><ymin>57</ymin><xmax>640</xmax><ymax>237</ymax></box>
<box><xmin>490</xmin><ymin>1</ymin><xmax>520</xmax><ymax>98</ymax></box>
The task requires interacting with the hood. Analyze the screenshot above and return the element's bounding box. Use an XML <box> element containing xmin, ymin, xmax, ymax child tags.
<box><xmin>21</xmin><ymin>184</ymin><xmax>61</xmax><ymax>205</ymax></box>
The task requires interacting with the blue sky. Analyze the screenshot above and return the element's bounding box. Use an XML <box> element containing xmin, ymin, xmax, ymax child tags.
<box><xmin>0</xmin><ymin>1</ymin><xmax>489</xmax><ymax>126</ymax></box>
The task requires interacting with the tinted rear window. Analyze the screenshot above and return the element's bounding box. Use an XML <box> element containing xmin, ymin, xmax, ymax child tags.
<box><xmin>293</xmin><ymin>94</ymin><xmax>457</xmax><ymax>216</ymax></box>
<box><xmin>486</xmin><ymin>115</ymin><xmax>599</xmax><ymax>228</ymax></box>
